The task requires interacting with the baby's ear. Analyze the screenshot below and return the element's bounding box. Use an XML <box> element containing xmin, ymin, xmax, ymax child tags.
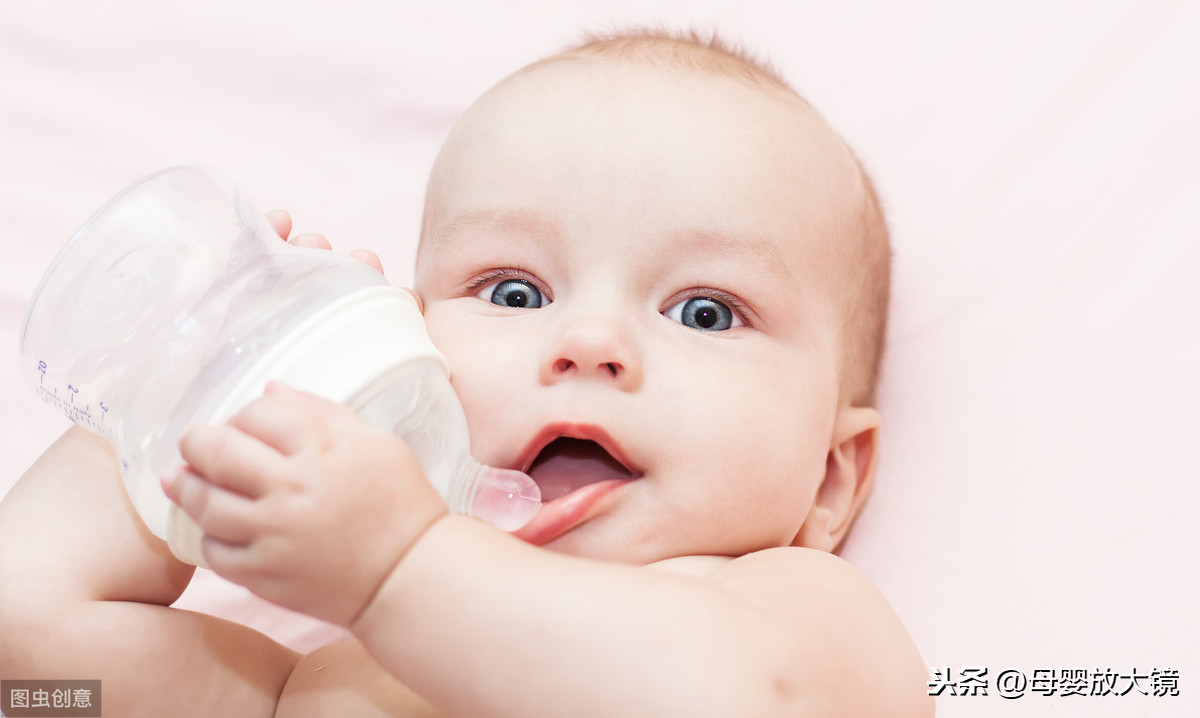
<box><xmin>794</xmin><ymin>406</ymin><xmax>881</xmax><ymax>552</ymax></box>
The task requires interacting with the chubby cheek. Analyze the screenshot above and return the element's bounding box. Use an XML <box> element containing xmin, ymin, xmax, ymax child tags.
<box><xmin>669</xmin><ymin>362</ymin><xmax>833</xmax><ymax>541</ymax></box>
<box><xmin>422</xmin><ymin>305</ymin><xmax>524</xmax><ymax>464</ymax></box>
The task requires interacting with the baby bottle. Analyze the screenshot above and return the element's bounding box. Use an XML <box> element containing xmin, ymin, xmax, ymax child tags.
<box><xmin>18</xmin><ymin>165</ymin><xmax>540</xmax><ymax>566</ymax></box>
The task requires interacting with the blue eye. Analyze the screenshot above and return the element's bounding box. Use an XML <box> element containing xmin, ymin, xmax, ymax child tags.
<box><xmin>665</xmin><ymin>296</ymin><xmax>740</xmax><ymax>331</ymax></box>
<box><xmin>483</xmin><ymin>278</ymin><xmax>547</xmax><ymax>308</ymax></box>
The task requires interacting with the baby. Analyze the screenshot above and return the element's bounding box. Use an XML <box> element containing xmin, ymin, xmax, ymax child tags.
<box><xmin>0</xmin><ymin>30</ymin><xmax>932</xmax><ymax>717</ymax></box>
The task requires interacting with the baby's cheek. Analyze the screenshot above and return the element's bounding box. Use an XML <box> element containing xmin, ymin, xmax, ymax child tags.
<box><xmin>420</xmin><ymin>301</ymin><xmax>463</xmax><ymax>349</ymax></box>
<box><xmin>446</xmin><ymin>362</ymin><xmax>513</xmax><ymax>461</ymax></box>
<box><xmin>721</xmin><ymin>373</ymin><xmax>828</xmax><ymax>475</ymax></box>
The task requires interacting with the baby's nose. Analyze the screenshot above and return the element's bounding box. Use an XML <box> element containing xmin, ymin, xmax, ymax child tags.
<box><xmin>541</xmin><ymin>316</ymin><xmax>642</xmax><ymax>390</ymax></box>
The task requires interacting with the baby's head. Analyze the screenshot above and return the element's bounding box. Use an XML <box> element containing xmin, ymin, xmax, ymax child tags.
<box><xmin>414</xmin><ymin>30</ymin><xmax>891</xmax><ymax>562</ymax></box>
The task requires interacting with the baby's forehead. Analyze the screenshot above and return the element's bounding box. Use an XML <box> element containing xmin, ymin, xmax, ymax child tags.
<box><xmin>427</xmin><ymin>60</ymin><xmax>863</xmax><ymax>269</ymax></box>
<box><xmin>457</xmin><ymin>50</ymin><xmax>855</xmax><ymax>188</ymax></box>
<box><xmin>439</xmin><ymin>55</ymin><xmax>862</xmax><ymax>240</ymax></box>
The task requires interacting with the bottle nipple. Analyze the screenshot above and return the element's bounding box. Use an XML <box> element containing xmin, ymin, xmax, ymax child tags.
<box><xmin>469</xmin><ymin>467</ymin><xmax>542</xmax><ymax>532</ymax></box>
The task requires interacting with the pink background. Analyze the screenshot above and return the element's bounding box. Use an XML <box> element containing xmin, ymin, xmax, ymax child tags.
<box><xmin>2</xmin><ymin>3</ymin><xmax>1196</xmax><ymax>715</ymax></box>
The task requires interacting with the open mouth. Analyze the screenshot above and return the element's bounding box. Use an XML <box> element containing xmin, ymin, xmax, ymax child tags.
<box><xmin>527</xmin><ymin>437</ymin><xmax>638</xmax><ymax>503</ymax></box>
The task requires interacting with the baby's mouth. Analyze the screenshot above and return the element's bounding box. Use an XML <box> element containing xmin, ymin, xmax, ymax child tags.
<box><xmin>527</xmin><ymin>437</ymin><xmax>637</xmax><ymax>503</ymax></box>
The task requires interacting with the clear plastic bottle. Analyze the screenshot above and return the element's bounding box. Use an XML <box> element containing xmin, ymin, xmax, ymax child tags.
<box><xmin>18</xmin><ymin>165</ymin><xmax>540</xmax><ymax>565</ymax></box>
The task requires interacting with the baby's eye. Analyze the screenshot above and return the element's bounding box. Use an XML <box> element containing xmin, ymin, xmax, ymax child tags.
<box><xmin>477</xmin><ymin>278</ymin><xmax>548</xmax><ymax>308</ymax></box>
<box><xmin>664</xmin><ymin>296</ymin><xmax>743</xmax><ymax>331</ymax></box>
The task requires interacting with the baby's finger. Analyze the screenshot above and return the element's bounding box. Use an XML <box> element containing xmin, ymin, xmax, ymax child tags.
<box><xmin>178</xmin><ymin>424</ymin><xmax>286</xmax><ymax>498</ymax></box>
<box><xmin>266</xmin><ymin>382</ymin><xmax>365</xmax><ymax>433</ymax></box>
<box><xmin>198</xmin><ymin>535</ymin><xmax>306</xmax><ymax>601</ymax></box>
<box><xmin>197</xmin><ymin>532</ymin><xmax>275</xmax><ymax>588</ymax></box>
<box><xmin>227</xmin><ymin>388</ymin><xmax>334</xmax><ymax>455</ymax></box>
<box><xmin>349</xmin><ymin>248</ymin><xmax>385</xmax><ymax>274</ymax></box>
<box><xmin>162</xmin><ymin>467</ymin><xmax>258</xmax><ymax>545</ymax></box>
<box><xmin>266</xmin><ymin>209</ymin><xmax>293</xmax><ymax>240</ymax></box>
<box><xmin>288</xmin><ymin>232</ymin><xmax>333</xmax><ymax>251</ymax></box>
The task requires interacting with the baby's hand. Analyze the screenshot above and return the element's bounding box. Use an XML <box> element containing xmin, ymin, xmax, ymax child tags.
<box><xmin>162</xmin><ymin>383</ymin><xmax>448</xmax><ymax>627</ymax></box>
<box><xmin>266</xmin><ymin>208</ymin><xmax>385</xmax><ymax>275</ymax></box>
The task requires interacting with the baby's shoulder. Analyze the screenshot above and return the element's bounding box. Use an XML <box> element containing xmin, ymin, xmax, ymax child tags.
<box><xmin>645</xmin><ymin>553</ymin><xmax>735</xmax><ymax>577</ymax></box>
<box><xmin>715</xmin><ymin>546</ymin><xmax>901</xmax><ymax>618</ymax></box>
<box><xmin>648</xmin><ymin>546</ymin><xmax>864</xmax><ymax>589</ymax></box>
<box><xmin>689</xmin><ymin>547</ymin><xmax>933</xmax><ymax>716</ymax></box>
<box><xmin>721</xmin><ymin>545</ymin><xmax>869</xmax><ymax>588</ymax></box>
<box><xmin>648</xmin><ymin>547</ymin><xmax>902</xmax><ymax>627</ymax></box>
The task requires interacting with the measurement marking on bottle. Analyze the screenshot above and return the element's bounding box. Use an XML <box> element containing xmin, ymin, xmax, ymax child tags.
<box><xmin>36</xmin><ymin>386</ymin><xmax>95</xmax><ymax>426</ymax></box>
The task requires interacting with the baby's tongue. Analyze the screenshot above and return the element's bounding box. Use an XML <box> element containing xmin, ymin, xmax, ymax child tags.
<box><xmin>528</xmin><ymin>438</ymin><xmax>632</xmax><ymax>502</ymax></box>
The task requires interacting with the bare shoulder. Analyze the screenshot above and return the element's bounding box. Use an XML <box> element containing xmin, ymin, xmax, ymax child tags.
<box><xmin>714</xmin><ymin>546</ymin><xmax>902</xmax><ymax>606</ymax></box>
<box><xmin>278</xmin><ymin>639</ymin><xmax>443</xmax><ymax>718</ymax></box>
<box><xmin>705</xmin><ymin>548</ymin><xmax>934</xmax><ymax>717</ymax></box>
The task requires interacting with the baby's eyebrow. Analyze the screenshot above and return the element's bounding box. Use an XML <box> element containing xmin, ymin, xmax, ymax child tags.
<box><xmin>434</xmin><ymin>208</ymin><xmax>793</xmax><ymax>281</ymax></box>
<box><xmin>437</xmin><ymin>208</ymin><xmax>560</xmax><ymax>248</ymax></box>
<box><xmin>670</xmin><ymin>228</ymin><xmax>794</xmax><ymax>282</ymax></box>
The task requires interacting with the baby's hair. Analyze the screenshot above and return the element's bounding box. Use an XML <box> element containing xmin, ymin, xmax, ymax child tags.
<box><xmin>561</xmin><ymin>27</ymin><xmax>791</xmax><ymax>92</ymax></box>
<box><xmin>547</xmin><ymin>28</ymin><xmax>893</xmax><ymax>405</ymax></box>
<box><xmin>845</xmin><ymin>165</ymin><xmax>891</xmax><ymax>406</ymax></box>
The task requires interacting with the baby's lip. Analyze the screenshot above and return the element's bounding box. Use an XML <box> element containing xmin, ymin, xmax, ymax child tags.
<box><xmin>516</xmin><ymin>423</ymin><xmax>643</xmax><ymax>481</ymax></box>
<box><xmin>511</xmin><ymin>477</ymin><xmax>633</xmax><ymax>545</ymax></box>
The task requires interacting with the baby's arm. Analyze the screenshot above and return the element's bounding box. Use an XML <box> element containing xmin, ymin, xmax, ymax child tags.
<box><xmin>0</xmin><ymin>427</ymin><xmax>299</xmax><ymax>716</ymax></box>
<box><xmin>171</xmin><ymin>391</ymin><xmax>933</xmax><ymax>718</ymax></box>
<box><xmin>359</xmin><ymin>520</ymin><xmax>932</xmax><ymax>718</ymax></box>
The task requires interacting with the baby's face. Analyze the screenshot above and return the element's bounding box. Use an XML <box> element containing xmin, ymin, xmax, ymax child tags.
<box><xmin>415</xmin><ymin>58</ymin><xmax>863</xmax><ymax>563</ymax></box>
